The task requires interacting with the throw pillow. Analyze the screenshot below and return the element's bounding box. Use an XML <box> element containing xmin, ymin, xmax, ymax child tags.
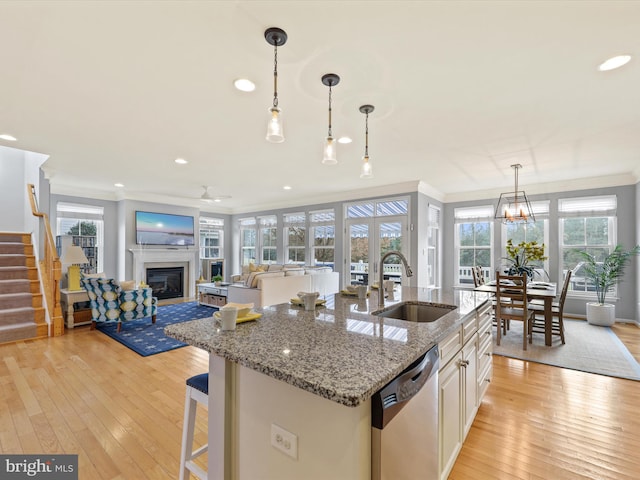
<box><xmin>119</xmin><ymin>280</ymin><xmax>136</xmax><ymax>291</ymax></box>
<box><xmin>249</xmin><ymin>263</ymin><xmax>266</xmax><ymax>273</ymax></box>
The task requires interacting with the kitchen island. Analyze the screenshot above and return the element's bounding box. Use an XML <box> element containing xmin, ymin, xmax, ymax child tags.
<box><xmin>165</xmin><ymin>287</ymin><xmax>491</xmax><ymax>480</ymax></box>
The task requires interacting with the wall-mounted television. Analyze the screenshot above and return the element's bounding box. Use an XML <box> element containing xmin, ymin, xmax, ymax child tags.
<box><xmin>135</xmin><ymin>211</ymin><xmax>195</xmax><ymax>246</ymax></box>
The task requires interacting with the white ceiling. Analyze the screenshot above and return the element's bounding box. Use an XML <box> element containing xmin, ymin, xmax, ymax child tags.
<box><xmin>1</xmin><ymin>1</ymin><xmax>639</xmax><ymax>214</ymax></box>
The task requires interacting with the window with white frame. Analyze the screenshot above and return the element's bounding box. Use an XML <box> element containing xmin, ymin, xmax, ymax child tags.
<box><xmin>310</xmin><ymin>209</ymin><xmax>335</xmax><ymax>268</ymax></box>
<box><xmin>239</xmin><ymin>217</ymin><xmax>257</xmax><ymax>266</ymax></box>
<box><xmin>454</xmin><ymin>205</ymin><xmax>494</xmax><ymax>285</ymax></box>
<box><xmin>502</xmin><ymin>201</ymin><xmax>550</xmax><ymax>279</ymax></box>
<box><xmin>284</xmin><ymin>212</ymin><xmax>306</xmax><ymax>264</ymax></box>
<box><xmin>259</xmin><ymin>215</ymin><xmax>278</xmax><ymax>264</ymax></box>
<box><xmin>56</xmin><ymin>202</ymin><xmax>104</xmax><ymax>274</ymax></box>
<box><xmin>559</xmin><ymin>195</ymin><xmax>617</xmax><ymax>294</ymax></box>
<box><xmin>199</xmin><ymin>217</ymin><xmax>224</xmax><ymax>259</ymax></box>
<box><xmin>426</xmin><ymin>204</ymin><xmax>440</xmax><ymax>287</ymax></box>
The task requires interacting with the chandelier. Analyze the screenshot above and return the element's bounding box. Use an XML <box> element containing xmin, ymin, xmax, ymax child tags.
<box><xmin>494</xmin><ymin>164</ymin><xmax>535</xmax><ymax>223</ymax></box>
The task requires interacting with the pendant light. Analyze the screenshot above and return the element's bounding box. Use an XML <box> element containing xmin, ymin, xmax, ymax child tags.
<box><xmin>494</xmin><ymin>164</ymin><xmax>536</xmax><ymax>223</ymax></box>
<box><xmin>264</xmin><ymin>27</ymin><xmax>287</xmax><ymax>143</ymax></box>
<box><xmin>359</xmin><ymin>105</ymin><xmax>374</xmax><ymax>178</ymax></box>
<box><xmin>321</xmin><ymin>73</ymin><xmax>340</xmax><ymax>164</ymax></box>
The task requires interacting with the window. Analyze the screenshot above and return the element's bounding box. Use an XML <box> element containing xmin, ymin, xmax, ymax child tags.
<box><xmin>502</xmin><ymin>201</ymin><xmax>550</xmax><ymax>278</ymax></box>
<box><xmin>284</xmin><ymin>213</ymin><xmax>306</xmax><ymax>264</ymax></box>
<box><xmin>56</xmin><ymin>202</ymin><xmax>104</xmax><ymax>274</ymax></box>
<box><xmin>454</xmin><ymin>205</ymin><xmax>493</xmax><ymax>285</ymax></box>
<box><xmin>559</xmin><ymin>195</ymin><xmax>617</xmax><ymax>294</ymax></box>
<box><xmin>199</xmin><ymin>217</ymin><xmax>224</xmax><ymax>259</ymax></box>
<box><xmin>426</xmin><ymin>205</ymin><xmax>440</xmax><ymax>287</ymax></box>
<box><xmin>259</xmin><ymin>215</ymin><xmax>278</xmax><ymax>264</ymax></box>
<box><xmin>310</xmin><ymin>209</ymin><xmax>335</xmax><ymax>268</ymax></box>
<box><xmin>239</xmin><ymin>217</ymin><xmax>257</xmax><ymax>266</ymax></box>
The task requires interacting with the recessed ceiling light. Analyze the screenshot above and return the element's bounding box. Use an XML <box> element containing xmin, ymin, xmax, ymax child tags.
<box><xmin>0</xmin><ymin>134</ymin><xmax>17</xmax><ymax>141</ymax></box>
<box><xmin>598</xmin><ymin>55</ymin><xmax>631</xmax><ymax>71</ymax></box>
<box><xmin>283</xmin><ymin>185</ymin><xmax>292</xmax><ymax>190</ymax></box>
<box><xmin>234</xmin><ymin>78</ymin><xmax>256</xmax><ymax>92</ymax></box>
<box><xmin>338</xmin><ymin>136</ymin><xmax>352</xmax><ymax>144</ymax></box>
<box><xmin>114</xmin><ymin>183</ymin><xmax>124</xmax><ymax>188</ymax></box>
<box><xmin>175</xmin><ymin>158</ymin><xmax>188</xmax><ymax>165</ymax></box>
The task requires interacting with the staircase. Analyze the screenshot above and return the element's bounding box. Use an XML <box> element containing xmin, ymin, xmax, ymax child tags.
<box><xmin>0</xmin><ymin>233</ymin><xmax>48</xmax><ymax>344</ymax></box>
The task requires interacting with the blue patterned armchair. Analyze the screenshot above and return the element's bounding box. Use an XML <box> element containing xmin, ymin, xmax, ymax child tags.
<box><xmin>81</xmin><ymin>277</ymin><xmax>158</xmax><ymax>333</ymax></box>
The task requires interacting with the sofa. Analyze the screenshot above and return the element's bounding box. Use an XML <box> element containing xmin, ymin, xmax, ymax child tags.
<box><xmin>227</xmin><ymin>264</ymin><xmax>339</xmax><ymax>308</ymax></box>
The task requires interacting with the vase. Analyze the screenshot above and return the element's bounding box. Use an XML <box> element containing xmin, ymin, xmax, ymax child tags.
<box><xmin>586</xmin><ymin>302</ymin><xmax>615</xmax><ymax>326</ymax></box>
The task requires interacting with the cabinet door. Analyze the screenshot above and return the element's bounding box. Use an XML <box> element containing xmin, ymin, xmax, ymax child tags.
<box><xmin>439</xmin><ymin>353</ymin><xmax>462</xmax><ymax>480</ymax></box>
<box><xmin>462</xmin><ymin>336</ymin><xmax>479</xmax><ymax>439</ymax></box>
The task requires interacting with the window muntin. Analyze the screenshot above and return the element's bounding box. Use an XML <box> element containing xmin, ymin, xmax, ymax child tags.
<box><xmin>310</xmin><ymin>209</ymin><xmax>335</xmax><ymax>268</ymax></box>
<box><xmin>559</xmin><ymin>196</ymin><xmax>617</xmax><ymax>295</ymax></box>
<box><xmin>199</xmin><ymin>217</ymin><xmax>224</xmax><ymax>259</ymax></box>
<box><xmin>259</xmin><ymin>215</ymin><xmax>277</xmax><ymax>264</ymax></box>
<box><xmin>454</xmin><ymin>206</ymin><xmax>493</xmax><ymax>285</ymax></box>
<box><xmin>284</xmin><ymin>213</ymin><xmax>306</xmax><ymax>264</ymax></box>
<box><xmin>239</xmin><ymin>217</ymin><xmax>257</xmax><ymax>266</ymax></box>
<box><xmin>56</xmin><ymin>202</ymin><xmax>104</xmax><ymax>274</ymax></box>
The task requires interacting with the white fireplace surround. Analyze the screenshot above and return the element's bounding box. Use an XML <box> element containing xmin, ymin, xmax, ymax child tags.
<box><xmin>130</xmin><ymin>248</ymin><xmax>197</xmax><ymax>298</ymax></box>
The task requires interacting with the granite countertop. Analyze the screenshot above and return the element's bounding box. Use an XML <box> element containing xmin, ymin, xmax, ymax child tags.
<box><xmin>165</xmin><ymin>287</ymin><xmax>491</xmax><ymax>407</ymax></box>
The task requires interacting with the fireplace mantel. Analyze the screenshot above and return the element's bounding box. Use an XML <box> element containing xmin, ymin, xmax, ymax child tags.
<box><xmin>130</xmin><ymin>248</ymin><xmax>198</xmax><ymax>298</ymax></box>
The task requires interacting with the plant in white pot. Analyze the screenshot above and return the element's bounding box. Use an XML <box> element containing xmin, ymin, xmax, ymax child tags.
<box><xmin>576</xmin><ymin>244</ymin><xmax>640</xmax><ymax>326</ymax></box>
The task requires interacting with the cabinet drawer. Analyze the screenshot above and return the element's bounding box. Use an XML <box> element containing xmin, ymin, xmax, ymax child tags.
<box><xmin>462</xmin><ymin>315</ymin><xmax>477</xmax><ymax>344</ymax></box>
<box><xmin>478</xmin><ymin>326</ymin><xmax>492</xmax><ymax>355</ymax></box>
<box><xmin>477</xmin><ymin>307</ymin><xmax>492</xmax><ymax>333</ymax></box>
<box><xmin>478</xmin><ymin>364</ymin><xmax>492</xmax><ymax>400</ymax></box>
<box><xmin>439</xmin><ymin>327</ymin><xmax>462</xmax><ymax>367</ymax></box>
<box><xmin>478</xmin><ymin>344</ymin><xmax>492</xmax><ymax>377</ymax></box>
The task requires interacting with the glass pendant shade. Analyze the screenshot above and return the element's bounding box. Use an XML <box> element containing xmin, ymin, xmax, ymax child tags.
<box><xmin>323</xmin><ymin>136</ymin><xmax>337</xmax><ymax>164</ymax></box>
<box><xmin>360</xmin><ymin>155</ymin><xmax>373</xmax><ymax>178</ymax></box>
<box><xmin>266</xmin><ymin>106</ymin><xmax>284</xmax><ymax>143</ymax></box>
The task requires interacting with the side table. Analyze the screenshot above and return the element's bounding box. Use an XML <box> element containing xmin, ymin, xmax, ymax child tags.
<box><xmin>198</xmin><ymin>283</ymin><xmax>228</xmax><ymax>307</ymax></box>
<box><xmin>60</xmin><ymin>289</ymin><xmax>91</xmax><ymax>328</ymax></box>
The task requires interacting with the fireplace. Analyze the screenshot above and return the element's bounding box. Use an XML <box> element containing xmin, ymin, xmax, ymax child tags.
<box><xmin>147</xmin><ymin>267</ymin><xmax>184</xmax><ymax>300</ymax></box>
<box><xmin>130</xmin><ymin>248</ymin><xmax>197</xmax><ymax>299</ymax></box>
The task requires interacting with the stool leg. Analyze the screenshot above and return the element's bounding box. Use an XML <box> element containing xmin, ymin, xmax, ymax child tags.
<box><xmin>180</xmin><ymin>389</ymin><xmax>197</xmax><ymax>480</ymax></box>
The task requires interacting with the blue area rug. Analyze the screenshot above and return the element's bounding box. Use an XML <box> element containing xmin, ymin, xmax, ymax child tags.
<box><xmin>98</xmin><ymin>302</ymin><xmax>216</xmax><ymax>356</ymax></box>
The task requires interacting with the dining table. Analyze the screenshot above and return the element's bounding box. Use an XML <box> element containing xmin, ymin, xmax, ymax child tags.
<box><xmin>474</xmin><ymin>281</ymin><xmax>557</xmax><ymax>346</ymax></box>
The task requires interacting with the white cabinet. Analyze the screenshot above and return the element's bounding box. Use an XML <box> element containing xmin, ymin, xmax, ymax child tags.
<box><xmin>438</xmin><ymin>301</ymin><xmax>492</xmax><ymax>480</ymax></box>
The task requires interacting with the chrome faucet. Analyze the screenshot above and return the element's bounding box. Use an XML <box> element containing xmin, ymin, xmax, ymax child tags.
<box><xmin>378</xmin><ymin>250</ymin><xmax>413</xmax><ymax>307</ymax></box>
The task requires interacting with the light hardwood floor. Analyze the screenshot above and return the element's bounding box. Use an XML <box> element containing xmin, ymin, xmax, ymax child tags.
<box><xmin>1</xmin><ymin>320</ymin><xmax>639</xmax><ymax>479</ymax></box>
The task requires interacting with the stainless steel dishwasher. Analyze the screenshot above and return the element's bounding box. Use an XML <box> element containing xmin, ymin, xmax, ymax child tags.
<box><xmin>371</xmin><ymin>345</ymin><xmax>439</xmax><ymax>480</ymax></box>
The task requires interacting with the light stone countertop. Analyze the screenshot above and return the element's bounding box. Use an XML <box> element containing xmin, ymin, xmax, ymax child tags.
<box><xmin>165</xmin><ymin>287</ymin><xmax>491</xmax><ymax>407</ymax></box>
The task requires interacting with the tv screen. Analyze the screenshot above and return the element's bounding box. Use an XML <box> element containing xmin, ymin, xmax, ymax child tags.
<box><xmin>135</xmin><ymin>211</ymin><xmax>195</xmax><ymax>246</ymax></box>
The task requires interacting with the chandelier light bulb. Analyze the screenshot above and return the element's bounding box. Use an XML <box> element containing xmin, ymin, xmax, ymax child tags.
<box><xmin>266</xmin><ymin>106</ymin><xmax>284</xmax><ymax>143</ymax></box>
<box><xmin>360</xmin><ymin>156</ymin><xmax>373</xmax><ymax>178</ymax></box>
<box><xmin>323</xmin><ymin>136</ymin><xmax>337</xmax><ymax>164</ymax></box>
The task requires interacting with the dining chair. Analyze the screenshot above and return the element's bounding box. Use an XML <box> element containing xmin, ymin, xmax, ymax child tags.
<box><xmin>472</xmin><ymin>265</ymin><xmax>485</xmax><ymax>287</ymax></box>
<box><xmin>494</xmin><ymin>272</ymin><xmax>535</xmax><ymax>350</ymax></box>
<box><xmin>529</xmin><ymin>270</ymin><xmax>572</xmax><ymax>345</ymax></box>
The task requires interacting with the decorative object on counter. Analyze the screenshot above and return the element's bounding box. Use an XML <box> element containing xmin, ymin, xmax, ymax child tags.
<box><xmin>494</xmin><ymin>163</ymin><xmax>536</xmax><ymax>223</ymax></box>
<box><xmin>218</xmin><ymin>305</ymin><xmax>238</xmax><ymax>330</ymax></box>
<box><xmin>290</xmin><ymin>296</ymin><xmax>326</xmax><ymax>307</ymax></box>
<box><xmin>264</xmin><ymin>27</ymin><xmax>287</xmax><ymax>143</ymax></box>
<box><xmin>503</xmin><ymin>239</ymin><xmax>547</xmax><ymax>280</ymax></box>
<box><xmin>359</xmin><ymin>104</ymin><xmax>374</xmax><ymax>178</ymax></box>
<box><xmin>223</xmin><ymin>302</ymin><xmax>254</xmax><ymax>318</ymax></box>
<box><xmin>212</xmin><ymin>274</ymin><xmax>223</xmax><ymax>286</ymax></box>
<box><xmin>575</xmin><ymin>244</ymin><xmax>640</xmax><ymax>326</ymax></box>
<box><xmin>356</xmin><ymin>285</ymin><xmax>367</xmax><ymax>299</ymax></box>
<box><xmin>321</xmin><ymin>73</ymin><xmax>340</xmax><ymax>164</ymax></box>
<box><xmin>297</xmin><ymin>291</ymin><xmax>320</xmax><ymax>311</ymax></box>
<box><xmin>100</xmin><ymin>301</ymin><xmax>213</xmax><ymax>356</ymax></box>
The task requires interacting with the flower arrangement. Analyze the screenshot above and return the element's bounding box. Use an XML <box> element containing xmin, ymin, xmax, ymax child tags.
<box><xmin>504</xmin><ymin>239</ymin><xmax>547</xmax><ymax>279</ymax></box>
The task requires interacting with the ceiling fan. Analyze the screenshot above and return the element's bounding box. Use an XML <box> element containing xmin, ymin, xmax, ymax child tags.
<box><xmin>199</xmin><ymin>185</ymin><xmax>231</xmax><ymax>204</ymax></box>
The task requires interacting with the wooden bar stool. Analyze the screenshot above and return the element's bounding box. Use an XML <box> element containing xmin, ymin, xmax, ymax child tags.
<box><xmin>180</xmin><ymin>373</ymin><xmax>208</xmax><ymax>480</ymax></box>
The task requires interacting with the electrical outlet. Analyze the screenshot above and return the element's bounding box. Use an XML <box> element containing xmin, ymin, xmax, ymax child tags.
<box><xmin>271</xmin><ymin>424</ymin><xmax>298</xmax><ymax>460</ymax></box>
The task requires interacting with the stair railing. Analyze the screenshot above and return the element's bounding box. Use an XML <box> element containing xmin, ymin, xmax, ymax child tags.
<box><xmin>27</xmin><ymin>183</ymin><xmax>64</xmax><ymax>336</ymax></box>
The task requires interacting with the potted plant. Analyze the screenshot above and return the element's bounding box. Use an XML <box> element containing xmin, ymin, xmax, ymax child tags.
<box><xmin>212</xmin><ymin>274</ymin><xmax>223</xmax><ymax>286</ymax></box>
<box><xmin>503</xmin><ymin>239</ymin><xmax>548</xmax><ymax>280</ymax></box>
<box><xmin>576</xmin><ymin>244</ymin><xmax>640</xmax><ymax>326</ymax></box>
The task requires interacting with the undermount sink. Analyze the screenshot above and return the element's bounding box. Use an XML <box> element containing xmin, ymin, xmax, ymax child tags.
<box><xmin>373</xmin><ymin>301</ymin><xmax>457</xmax><ymax>323</ymax></box>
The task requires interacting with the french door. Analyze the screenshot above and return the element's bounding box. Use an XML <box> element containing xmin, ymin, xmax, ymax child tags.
<box><xmin>346</xmin><ymin>216</ymin><xmax>408</xmax><ymax>286</ymax></box>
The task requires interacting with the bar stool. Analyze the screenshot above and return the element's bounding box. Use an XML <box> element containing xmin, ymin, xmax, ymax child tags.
<box><xmin>180</xmin><ymin>373</ymin><xmax>208</xmax><ymax>480</ymax></box>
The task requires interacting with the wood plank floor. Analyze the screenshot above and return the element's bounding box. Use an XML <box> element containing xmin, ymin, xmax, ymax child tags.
<box><xmin>1</xmin><ymin>318</ymin><xmax>639</xmax><ymax>479</ymax></box>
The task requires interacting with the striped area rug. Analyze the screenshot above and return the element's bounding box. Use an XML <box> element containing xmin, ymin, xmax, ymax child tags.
<box><xmin>492</xmin><ymin>319</ymin><xmax>640</xmax><ymax>381</ymax></box>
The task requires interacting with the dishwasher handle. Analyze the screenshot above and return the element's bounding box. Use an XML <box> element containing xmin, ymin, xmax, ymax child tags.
<box><xmin>372</xmin><ymin>345</ymin><xmax>439</xmax><ymax>429</ymax></box>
